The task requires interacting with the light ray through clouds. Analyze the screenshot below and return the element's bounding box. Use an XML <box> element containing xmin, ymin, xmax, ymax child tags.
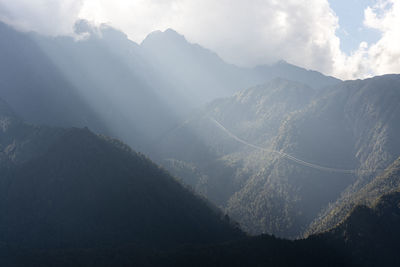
<box><xmin>0</xmin><ymin>0</ymin><xmax>399</xmax><ymax>79</ymax></box>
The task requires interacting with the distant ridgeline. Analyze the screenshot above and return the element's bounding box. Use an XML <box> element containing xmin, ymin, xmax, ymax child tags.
<box><xmin>0</xmin><ymin>20</ymin><xmax>339</xmax><ymax>154</ymax></box>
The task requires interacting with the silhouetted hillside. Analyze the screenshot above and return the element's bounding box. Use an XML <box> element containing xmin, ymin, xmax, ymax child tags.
<box><xmin>321</xmin><ymin>190</ymin><xmax>400</xmax><ymax>266</ymax></box>
<box><xmin>0</xmin><ymin>234</ymin><xmax>354</xmax><ymax>267</ymax></box>
<box><xmin>0</xmin><ymin>101</ymin><xmax>242</xmax><ymax>253</ymax></box>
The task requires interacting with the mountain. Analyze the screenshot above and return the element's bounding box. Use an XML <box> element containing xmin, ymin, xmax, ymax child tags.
<box><xmin>141</xmin><ymin>29</ymin><xmax>340</xmax><ymax>109</ymax></box>
<box><xmin>0</xmin><ymin>20</ymin><xmax>191</xmax><ymax>153</ymax></box>
<box><xmin>320</xmin><ymin>190</ymin><xmax>400</xmax><ymax>267</ymax></box>
<box><xmin>0</xmin><ymin>99</ymin><xmax>242</xmax><ymax>251</ymax></box>
<box><xmin>157</xmin><ymin>78</ymin><xmax>343</xmax><ymax>237</ymax></box>
<box><xmin>0</xmin><ymin>98</ymin><xmax>357</xmax><ymax>267</ymax></box>
<box><xmin>1</xmin><ymin>234</ymin><xmax>354</xmax><ymax>267</ymax></box>
<box><xmin>26</xmin><ymin>22</ymin><xmax>181</xmax><ymax>152</ymax></box>
<box><xmin>0</xmin><ymin>20</ymin><xmax>339</xmax><ymax>155</ymax></box>
<box><xmin>6</xmin><ymin>18</ymin><xmax>397</xmax><ymax>240</ymax></box>
<box><xmin>0</xmin><ymin>21</ymin><xmax>106</xmax><ymax>132</ymax></box>
<box><xmin>141</xmin><ymin>28</ymin><xmax>248</xmax><ymax>109</ymax></box>
<box><xmin>157</xmin><ymin>74</ymin><xmax>400</xmax><ymax>239</ymax></box>
<box><xmin>0</xmin><ymin>90</ymin><xmax>354</xmax><ymax>267</ymax></box>
<box><xmin>305</xmin><ymin>75</ymin><xmax>400</xmax><ymax>235</ymax></box>
<box><xmin>309</xmin><ymin>156</ymin><xmax>400</xmax><ymax>236</ymax></box>
<box><xmin>156</xmin><ymin>79</ymin><xmax>318</xmax><ymax>205</ymax></box>
<box><xmin>0</xmin><ymin>98</ymin><xmax>66</xmax><ymax>167</ymax></box>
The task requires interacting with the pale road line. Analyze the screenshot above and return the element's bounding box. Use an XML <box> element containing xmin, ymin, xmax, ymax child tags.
<box><xmin>209</xmin><ymin>117</ymin><xmax>374</xmax><ymax>175</ymax></box>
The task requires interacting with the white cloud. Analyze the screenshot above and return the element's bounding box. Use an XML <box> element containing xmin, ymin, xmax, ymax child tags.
<box><xmin>363</xmin><ymin>0</ymin><xmax>400</xmax><ymax>75</ymax></box>
<box><xmin>0</xmin><ymin>0</ymin><xmax>399</xmax><ymax>79</ymax></box>
<box><xmin>332</xmin><ymin>0</ymin><xmax>400</xmax><ymax>79</ymax></box>
<box><xmin>0</xmin><ymin>0</ymin><xmax>83</xmax><ymax>35</ymax></box>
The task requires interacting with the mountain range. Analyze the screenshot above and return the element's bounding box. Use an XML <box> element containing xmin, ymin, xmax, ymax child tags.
<box><xmin>0</xmin><ymin>20</ymin><xmax>340</xmax><ymax>153</ymax></box>
<box><xmin>0</xmin><ymin>91</ymin><xmax>380</xmax><ymax>267</ymax></box>
<box><xmin>0</xmin><ymin>18</ymin><xmax>400</xmax><ymax>266</ymax></box>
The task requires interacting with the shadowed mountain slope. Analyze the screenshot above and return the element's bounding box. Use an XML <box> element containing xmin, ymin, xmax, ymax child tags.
<box><xmin>0</xmin><ymin>99</ymin><xmax>242</xmax><ymax>250</ymax></box>
<box><xmin>0</xmin><ymin>21</ymin><xmax>106</xmax><ymax>133</ymax></box>
<box><xmin>320</xmin><ymin>190</ymin><xmax>400</xmax><ymax>267</ymax></box>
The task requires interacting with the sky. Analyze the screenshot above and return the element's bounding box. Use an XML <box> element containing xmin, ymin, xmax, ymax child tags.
<box><xmin>329</xmin><ymin>0</ymin><xmax>379</xmax><ymax>53</ymax></box>
<box><xmin>0</xmin><ymin>0</ymin><xmax>399</xmax><ymax>80</ymax></box>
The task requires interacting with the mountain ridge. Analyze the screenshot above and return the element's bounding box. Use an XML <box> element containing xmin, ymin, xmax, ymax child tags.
<box><xmin>0</xmin><ymin>100</ymin><xmax>243</xmax><ymax>250</ymax></box>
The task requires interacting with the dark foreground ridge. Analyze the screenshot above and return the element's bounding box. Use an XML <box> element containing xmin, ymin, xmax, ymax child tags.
<box><xmin>0</xmin><ymin>100</ymin><xmax>243</xmax><ymax>263</ymax></box>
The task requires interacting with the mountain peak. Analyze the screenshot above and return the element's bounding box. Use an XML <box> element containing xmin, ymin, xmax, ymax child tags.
<box><xmin>141</xmin><ymin>28</ymin><xmax>187</xmax><ymax>46</ymax></box>
<box><xmin>164</xmin><ymin>28</ymin><xmax>181</xmax><ymax>36</ymax></box>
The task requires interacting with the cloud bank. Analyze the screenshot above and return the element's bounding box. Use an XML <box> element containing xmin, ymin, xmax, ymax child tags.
<box><xmin>363</xmin><ymin>0</ymin><xmax>400</xmax><ymax>76</ymax></box>
<box><xmin>0</xmin><ymin>0</ymin><xmax>83</xmax><ymax>35</ymax></box>
<box><xmin>0</xmin><ymin>0</ymin><xmax>399</xmax><ymax>79</ymax></box>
